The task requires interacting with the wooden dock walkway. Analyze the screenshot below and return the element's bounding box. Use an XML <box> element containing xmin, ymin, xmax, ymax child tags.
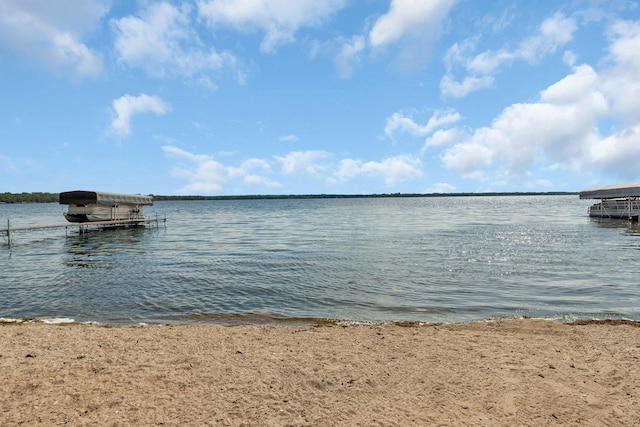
<box><xmin>1</xmin><ymin>216</ymin><xmax>166</xmax><ymax>247</ymax></box>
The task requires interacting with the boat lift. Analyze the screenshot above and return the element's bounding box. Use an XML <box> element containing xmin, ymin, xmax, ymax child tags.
<box><xmin>579</xmin><ymin>182</ymin><xmax>640</xmax><ymax>221</ymax></box>
<box><xmin>1</xmin><ymin>215</ymin><xmax>166</xmax><ymax>247</ymax></box>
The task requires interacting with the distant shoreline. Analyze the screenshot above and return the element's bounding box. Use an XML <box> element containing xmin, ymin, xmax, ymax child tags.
<box><xmin>1</xmin><ymin>191</ymin><xmax>578</xmax><ymax>204</ymax></box>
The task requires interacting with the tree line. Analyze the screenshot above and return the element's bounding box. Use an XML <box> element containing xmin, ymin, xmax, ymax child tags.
<box><xmin>0</xmin><ymin>192</ymin><xmax>59</xmax><ymax>203</ymax></box>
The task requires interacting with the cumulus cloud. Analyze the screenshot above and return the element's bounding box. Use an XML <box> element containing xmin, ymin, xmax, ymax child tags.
<box><xmin>228</xmin><ymin>158</ymin><xmax>272</xmax><ymax>179</ymax></box>
<box><xmin>384</xmin><ymin>109</ymin><xmax>462</xmax><ymax>143</ymax></box>
<box><xmin>110</xmin><ymin>94</ymin><xmax>171</xmax><ymax>137</ymax></box>
<box><xmin>0</xmin><ymin>0</ymin><xmax>107</xmax><ymax>78</ymax></box>
<box><xmin>441</xmin><ymin>12</ymin><xmax>578</xmax><ymax>98</ymax></box>
<box><xmin>197</xmin><ymin>0</ymin><xmax>347</xmax><ymax>53</ymax></box>
<box><xmin>436</xmin><ymin>16</ymin><xmax>640</xmax><ymax>184</ymax></box>
<box><xmin>162</xmin><ymin>146</ymin><xmax>228</xmax><ymax>193</ymax></box>
<box><xmin>274</xmin><ymin>151</ymin><xmax>331</xmax><ymax>175</ymax></box>
<box><xmin>336</xmin><ymin>155</ymin><xmax>423</xmax><ymax>185</ymax></box>
<box><xmin>517</xmin><ymin>12</ymin><xmax>577</xmax><ymax>63</ymax></box>
<box><xmin>112</xmin><ymin>2</ymin><xmax>240</xmax><ymax>84</ymax></box>
<box><xmin>162</xmin><ymin>143</ymin><xmax>428</xmax><ymax>192</ymax></box>
<box><xmin>421</xmin><ymin>128</ymin><xmax>466</xmax><ymax>153</ymax></box>
<box><xmin>601</xmin><ymin>20</ymin><xmax>640</xmax><ymax>126</ymax></box>
<box><xmin>431</xmin><ymin>15</ymin><xmax>640</xmax><ymax>186</ymax></box>
<box><xmin>441</xmin><ymin>64</ymin><xmax>609</xmax><ymax>179</ymax></box>
<box><xmin>590</xmin><ymin>126</ymin><xmax>640</xmax><ymax>179</ymax></box>
<box><xmin>162</xmin><ymin>146</ymin><xmax>280</xmax><ymax>194</ymax></box>
<box><xmin>369</xmin><ymin>0</ymin><xmax>455</xmax><ymax>48</ymax></box>
<box><xmin>368</xmin><ymin>0</ymin><xmax>456</xmax><ymax>69</ymax></box>
<box><xmin>587</xmin><ymin>19</ymin><xmax>640</xmax><ymax>179</ymax></box>
<box><xmin>439</xmin><ymin>75</ymin><xmax>494</xmax><ymax>98</ymax></box>
<box><xmin>470</xmin><ymin>11</ymin><xmax>577</xmax><ymax>74</ymax></box>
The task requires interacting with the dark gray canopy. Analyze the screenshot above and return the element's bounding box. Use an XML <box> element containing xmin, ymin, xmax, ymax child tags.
<box><xmin>579</xmin><ymin>183</ymin><xmax>640</xmax><ymax>199</ymax></box>
<box><xmin>59</xmin><ymin>191</ymin><xmax>153</xmax><ymax>206</ymax></box>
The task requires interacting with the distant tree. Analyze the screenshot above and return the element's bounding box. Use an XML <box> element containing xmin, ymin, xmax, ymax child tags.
<box><xmin>0</xmin><ymin>192</ymin><xmax>59</xmax><ymax>203</ymax></box>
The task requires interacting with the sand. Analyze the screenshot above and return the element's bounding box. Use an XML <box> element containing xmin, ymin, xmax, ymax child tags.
<box><xmin>1</xmin><ymin>318</ymin><xmax>639</xmax><ymax>426</ymax></box>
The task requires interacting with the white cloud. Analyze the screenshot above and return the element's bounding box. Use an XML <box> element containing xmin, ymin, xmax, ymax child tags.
<box><xmin>243</xmin><ymin>158</ymin><xmax>272</xmax><ymax>171</ymax></box>
<box><xmin>336</xmin><ymin>155</ymin><xmax>423</xmax><ymax>186</ymax></box>
<box><xmin>590</xmin><ymin>125</ymin><xmax>640</xmax><ymax>179</ymax></box>
<box><xmin>228</xmin><ymin>158</ymin><xmax>272</xmax><ymax>179</ymax></box>
<box><xmin>465</xmin><ymin>50</ymin><xmax>515</xmax><ymax>76</ymax></box>
<box><xmin>601</xmin><ymin>20</ymin><xmax>640</xmax><ymax>126</ymax></box>
<box><xmin>162</xmin><ymin>146</ymin><xmax>208</xmax><ymax>163</ymax></box>
<box><xmin>162</xmin><ymin>146</ymin><xmax>280</xmax><ymax>194</ymax></box>
<box><xmin>442</xmin><ymin>139</ymin><xmax>494</xmax><ymax>180</ymax></box>
<box><xmin>162</xmin><ymin>146</ymin><xmax>228</xmax><ymax>193</ymax></box>
<box><xmin>163</xmin><ymin>145</ymin><xmax>428</xmax><ymax>193</ymax></box>
<box><xmin>437</xmin><ymin>18</ymin><xmax>640</xmax><ymax>184</ymax></box>
<box><xmin>442</xmin><ymin>64</ymin><xmax>609</xmax><ymax>179</ymax></box>
<box><xmin>197</xmin><ymin>0</ymin><xmax>347</xmax><ymax>53</ymax></box>
<box><xmin>384</xmin><ymin>109</ymin><xmax>462</xmax><ymax>141</ymax></box>
<box><xmin>368</xmin><ymin>0</ymin><xmax>456</xmax><ymax>69</ymax></box>
<box><xmin>470</xmin><ymin>12</ymin><xmax>577</xmax><ymax>74</ymax></box>
<box><xmin>243</xmin><ymin>174</ymin><xmax>281</xmax><ymax>187</ymax></box>
<box><xmin>517</xmin><ymin>12</ymin><xmax>577</xmax><ymax>63</ymax></box>
<box><xmin>421</xmin><ymin>128</ymin><xmax>466</xmax><ymax>153</ymax></box>
<box><xmin>585</xmin><ymin>20</ymin><xmax>640</xmax><ymax>180</ymax></box>
<box><xmin>368</xmin><ymin>0</ymin><xmax>455</xmax><ymax>48</ymax></box>
<box><xmin>0</xmin><ymin>0</ymin><xmax>107</xmax><ymax>78</ymax></box>
<box><xmin>563</xmin><ymin>50</ymin><xmax>578</xmax><ymax>66</ymax></box>
<box><xmin>111</xmin><ymin>94</ymin><xmax>171</xmax><ymax>137</ymax></box>
<box><xmin>336</xmin><ymin>158</ymin><xmax>363</xmax><ymax>180</ymax></box>
<box><xmin>441</xmin><ymin>12</ymin><xmax>578</xmax><ymax>98</ymax></box>
<box><xmin>112</xmin><ymin>2</ymin><xmax>240</xmax><ymax>84</ymax></box>
<box><xmin>274</xmin><ymin>151</ymin><xmax>331</xmax><ymax>175</ymax></box>
<box><xmin>426</xmin><ymin>182</ymin><xmax>456</xmax><ymax>193</ymax></box>
<box><xmin>327</xmin><ymin>0</ymin><xmax>455</xmax><ymax>77</ymax></box>
<box><xmin>439</xmin><ymin>75</ymin><xmax>494</xmax><ymax>98</ymax></box>
<box><xmin>334</xmin><ymin>36</ymin><xmax>366</xmax><ymax>79</ymax></box>
<box><xmin>279</xmin><ymin>134</ymin><xmax>299</xmax><ymax>143</ymax></box>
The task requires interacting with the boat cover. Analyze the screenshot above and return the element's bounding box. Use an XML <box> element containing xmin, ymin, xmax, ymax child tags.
<box><xmin>579</xmin><ymin>183</ymin><xmax>640</xmax><ymax>199</ymax></box>
<box><xmin>59</xmin><ymin>191</ymin><xmax>153</xmax><ymax>206</ymax></box>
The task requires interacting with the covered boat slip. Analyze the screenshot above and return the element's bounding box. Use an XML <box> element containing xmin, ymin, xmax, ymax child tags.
<box><xmin>579</xmin><ymin>183</ymin><xmax>640</xmax><ymax>220</ymax></box>
<box><xmin>60</xmin><ymin>191</ymin><xmax>153</xmax><ymax>223</ymax></box>
<box><xmin>59</xmin><ymin>191</ymin><xmax>153</xmax><ymax>207</ymax></box>
<box><xmin>2</xmin><ymin>191</ymin><xmax>163</xmax><ymax>247</ymax></box>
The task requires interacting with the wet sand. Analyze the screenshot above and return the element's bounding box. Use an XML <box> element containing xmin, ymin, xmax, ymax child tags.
<box><xmin>1</xmin><ymin>318</ymin><xmax>639</xmax><ymax>426</ymax></box>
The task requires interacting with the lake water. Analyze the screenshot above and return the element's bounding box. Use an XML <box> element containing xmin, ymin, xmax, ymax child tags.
<box><xmin>1</xmin><ymin>195</ymin><xmax>639</xmax><ymax>325</ymax></box>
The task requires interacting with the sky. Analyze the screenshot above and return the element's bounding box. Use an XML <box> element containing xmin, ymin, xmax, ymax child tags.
<box><xmin>1</xmin><ymin>0</ymin><xmax>640</xmax><ymax>196</ymax></box>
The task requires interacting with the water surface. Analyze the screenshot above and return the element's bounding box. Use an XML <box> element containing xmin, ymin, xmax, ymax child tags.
<box><xmin>1</xmin><ymin>196</ymin><xmax>638</xmax><ymax>324</ymax></box>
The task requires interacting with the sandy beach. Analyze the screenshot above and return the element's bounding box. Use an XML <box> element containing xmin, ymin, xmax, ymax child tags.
<box><xmin>1</xmin><ymin>318</ymin><xmax>639</xmax><ymax>426</ymax></box>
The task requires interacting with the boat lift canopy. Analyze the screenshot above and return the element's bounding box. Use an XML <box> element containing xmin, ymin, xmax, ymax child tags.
<box><xmin>579</xmin><ymin>183</ymin><xmax>640</xmax><ymax>200</ymax></box>
<box><xmin>59</xmin><ymin>191</ymin><xmax>153</xmax><ymax>206</ymax></box>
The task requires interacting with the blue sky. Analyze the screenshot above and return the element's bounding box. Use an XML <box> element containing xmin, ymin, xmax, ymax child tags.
<box><xmin>1</xmin><ymin>0</ymin><xmax>640</xmax><ymax>195</ymax></box>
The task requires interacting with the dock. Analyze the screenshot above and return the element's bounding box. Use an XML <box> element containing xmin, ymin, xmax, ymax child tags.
<box><xmin>579</xmin><ymin>182</ymin><xmax>640</xmax><ymax>220</ymax></box>
<box><xmin>1</xmin><ymin>215</ymin><xmax>166</xmax><ymax>247</ymax></box>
